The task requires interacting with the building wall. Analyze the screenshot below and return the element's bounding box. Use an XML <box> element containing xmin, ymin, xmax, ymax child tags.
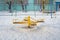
<box><xmin>0</xmin><ymin>0</ymin><xmax>55</xmax><ymax>11</ymax></box>
<box><xmin>56</xmin><ymin>0</ymin><xmax>60</xmax><ymax>2</ymax></box>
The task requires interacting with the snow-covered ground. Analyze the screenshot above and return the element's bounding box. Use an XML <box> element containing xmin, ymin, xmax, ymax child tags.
<box><xmin>0</xmin><ymin>11</ymin><xmax>60</xmax><ymax>40</ymax></box>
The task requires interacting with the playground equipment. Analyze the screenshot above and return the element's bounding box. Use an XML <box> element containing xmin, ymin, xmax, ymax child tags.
<box><xmin>40</xmin><ymin>0</ymin><xmax>56</xmax><ymax>18</ymax></box>
<box><xmin>13</xmin><ymin>16</ymin><xmax>44</xmax><ymax>28</ymax></box>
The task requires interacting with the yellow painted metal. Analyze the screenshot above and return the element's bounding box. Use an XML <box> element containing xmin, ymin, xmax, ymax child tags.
<box><xmin>13</xmin><ymin>16</ymin><xmax>44</xmax><ymax>28</ymax></box>
<box><xmin>13</xmin><ymin>22</ymin><xmax>27</xmax><ymax>24</ymax></box>
<box><xmin>37</xmin><ymin>19</ymin><xmax>44</xmax><ymax>22</ymax></box>
<box><xmin>24</xmin><ymin>17</ymin><xmax>28</xmax><ymax>21</ymax></box>
<box><xmin>27</xmin><ymin>16</ymin><xmax>31</xmax><ymax>28</ymax></box>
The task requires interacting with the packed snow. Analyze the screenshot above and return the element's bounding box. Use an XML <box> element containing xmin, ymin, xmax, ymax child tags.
<box><xmin>0</xmin><ymin>11</ymin><xmax>60</xmax><ymax>40</ymax></box>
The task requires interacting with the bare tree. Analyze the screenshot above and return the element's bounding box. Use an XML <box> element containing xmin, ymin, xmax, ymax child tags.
<box><xmin>17</xmin><ymin>0</ymin><xmax>28</xmax><ymax>12</ymax></box>
<box><xmin>6</xmin><ymin>0</ymin><xmax>14</xmax><ymax>12</ymax></box>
